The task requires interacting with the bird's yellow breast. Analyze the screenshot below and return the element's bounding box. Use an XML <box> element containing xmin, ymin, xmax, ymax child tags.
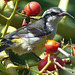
<box><xmin>11</xmin><ymin>38</ymin><xmax>22</xmax><ymax>44</ymax></box>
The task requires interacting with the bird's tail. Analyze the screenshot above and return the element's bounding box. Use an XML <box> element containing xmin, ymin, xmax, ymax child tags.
<box><xmin>0</xmin><ymin>44</ymin><xmax>10</xmax><ymax>52</ymax></box>
<box><xmin>0</xmin><ymin>38</ymin><xmax>9</xmax><ymax>52</ymax></box>
<box><xmin>0</xmin><ymin>40</ymin><xmax>14</xmax><ymax>52</ymax></box>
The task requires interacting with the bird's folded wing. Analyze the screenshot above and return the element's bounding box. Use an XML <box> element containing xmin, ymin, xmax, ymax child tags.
<box><xmin>2</xmin><ymin>19</ymin><xmax>51</xmax><ymax>40</ymax></box>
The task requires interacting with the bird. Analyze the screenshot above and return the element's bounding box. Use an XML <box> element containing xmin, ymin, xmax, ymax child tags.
<box><xmin>0</xmin><ymin>7</ymin><xmax>73</xmax><ymax>55</ymax></box>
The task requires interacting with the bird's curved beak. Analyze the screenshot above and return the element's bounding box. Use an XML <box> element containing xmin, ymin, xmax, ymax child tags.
<box><xmin>58</xmin><ymin>12</ymin><xmax>74</xmax><ymax>19</ymax></box>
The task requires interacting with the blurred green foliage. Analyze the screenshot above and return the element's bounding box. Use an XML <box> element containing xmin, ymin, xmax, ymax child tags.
<box><xmin>18</xmin><ymin>0</ymin><xmax>75</xmax><ymax>17</ymax></box>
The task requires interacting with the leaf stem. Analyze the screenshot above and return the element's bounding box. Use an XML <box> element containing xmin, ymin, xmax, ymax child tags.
<box><xmin>0</xmin><ymin>13</ymin><xmax>8</xmax><ymax>20</ymax></box>
<box><xmin>1</xmin><ymin>20</ymin><xmax>10</xmax><ymax>37</ymax></box>
<box><xmin>8</xmin><ymin>0</ymin><xmax>19</xmax><ymax>20</ymax></box>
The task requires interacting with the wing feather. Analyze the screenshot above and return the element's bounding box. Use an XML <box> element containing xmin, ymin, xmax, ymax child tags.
<box><xmin>2</xmin><ymin>18</ymin><xmax>51</xmax><ymax>40</ymax></box>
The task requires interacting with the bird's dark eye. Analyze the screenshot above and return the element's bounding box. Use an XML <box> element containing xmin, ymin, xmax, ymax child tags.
<box><xmin>51</xmin><ymin>12</ymin><xmax>58</xmax><ymax>15</ymax></box>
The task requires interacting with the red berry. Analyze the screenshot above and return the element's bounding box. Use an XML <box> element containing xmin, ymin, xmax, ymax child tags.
<box><xmin>44</xmin><ymin>52</ymin><xmax>49</xmax><ymax>60</ymax></box>
<box><xmin>24</xmin><ymin>1</ymin><xmax>41</xmax><ymax>16</ymax></box>
<box><xmin>22</xmin><ymin>17</ymin><xmax>30</xmax><ymax>26</ymax></box>
<box><xmin>63</xmin><ymin>59</ymin><xmax>71</xmax><ymax>65</ymax></box>
<box><xmin>38</xmin><ymin>58</ymin><xmax>55</xmax><ymax>71</ymax></box>
<box><xmin>56</xmin><ymin>57</ymin><xmax>63</xmax><ymax>69</ymax></box>
<box><xmin>45</xmin><ymin>40</ymin><xmax>59</xmax><ymax>53</ymax></box>
<box><xmin>44</xmin><ymin>52</ymin><xmax>54</xmax><ymax>60</ymax></box>
<box><xmin>4</xmin><ymin>0</ymin><xmax>10</xmax><ymax>4</ymax></box>
<box><xmin>46</xmin><ymin>40</ymin><xmax>57</xmax><ymax>45</ymax></box>
<box><xmin>38</xmin><ymin>59</ymin><xmax>47</xmax><ymax>71</ymax></box>
<box><xmin>22</xmin><ymin>19</ymin><xmax>27</xmax><ymax>26</ymax></box>
<box><xmin>73</xmin><ymin>45</ymin><xmax>75</xmax><ymax>56</ymax></box>
<box><xmin>38</xmin><ymin>57</ymin><xmax>63</xmax><ymax>72</ymax></box>
<box><xmin>47</xmin><ymin>62</ymin><xmax>55</xmax><ymax>71</ymax></box>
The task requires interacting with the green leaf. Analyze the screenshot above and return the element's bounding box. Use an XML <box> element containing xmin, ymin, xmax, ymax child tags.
<box><xmin>0</xmin><ymin>62</ymin><xmax>9</xmax><ymax>75</ymax></box>
<box><xmin>9</xmin><ymin>51</ymin><xmax>39</xmax><ymax>75</ymax></box>
<box><xmin>70</xmin><ymin>56</ymin><xmax>75</xmax><ymax>63</ymax></box>
<box><xmin>59</xmin><ymin>69</ymin><xmax>75</xmax><ymax>75</ymax></box>
<box><xmin>1</xmin><ymin>26</ymin><xmax>16</xmax><ymax>34</ymax></box>
<box><xmin>0</xmin><ymin>72</ymin><xmax>5</xmax><ymax>75</ymax></box>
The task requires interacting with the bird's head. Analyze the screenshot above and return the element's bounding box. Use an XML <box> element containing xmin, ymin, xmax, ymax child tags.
<box><xmin>41</xmin><ymin>7</ymin><xmax>73</xmax><ymax>24</ymax></box>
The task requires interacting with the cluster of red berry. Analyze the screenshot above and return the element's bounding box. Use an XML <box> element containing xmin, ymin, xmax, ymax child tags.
<box><xmin>38</xmin><ymin>40</ymin><xmax>63</xmax><ymax>72</ymax></box>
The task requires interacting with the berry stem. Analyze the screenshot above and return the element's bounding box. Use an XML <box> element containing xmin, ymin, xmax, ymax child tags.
<box><xmin>54</xmin><ymin>58</ymin><xmax>73</xmax><ymax>74</ymax></box>
<box><xmin>54</xmin><ymin>44</ymin><xmax>70</xmax><ymax>57</ymax></box>
<box><xmin>8</xmin><ymin>0</ymin><xmax>19</xmax><ymax>20</ymax></box>
<box><xmin>62</xmin><ymin>44</ymin><xmax>70</xmax><ymax>49</ymax></box>
<box><xmin>71</xmin><ymin>47</ymin><xmax>73</xmax><ymax>56</ymax></box>
<box><xmin>48</xmin><ymin>54</ymin><xmax>50</xmax><ymax>62</ymax></box>
<box><xmin>58</xmin><ymin>47</ymin><xmax>70</xmax><ymax>57</ymax></box>
<box><xmin>0</xmin><ymin>13</ymin><xmax>8</xmax><ymax>20</ymax></box>
<box><xmin>14</xmin><ymin>62</ymin><xmax>40</xmax><ymax>74</ymax></box>
<box><xmin>39</xmin><ymin>61</ymin><xmax>51</xmax><ymax>74</ymax></box>
<box><xmin>16</xmin><ymin>11</ymin><xmax>39</xmax><ymax>20</ymax></box>
<box><xmin>1</xmin><ymin>20</ymin><xmax>10</xmax><ymax>37</ymax></box>
<box><xmin>1</xmin><ymin>0</ymin><xmax>19</xmax><ymax>37</ymax></box>
<box><xmin>39</xmin><ymin>56</ymin><xmax>51</xmax><ymax>74</ymax></box>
